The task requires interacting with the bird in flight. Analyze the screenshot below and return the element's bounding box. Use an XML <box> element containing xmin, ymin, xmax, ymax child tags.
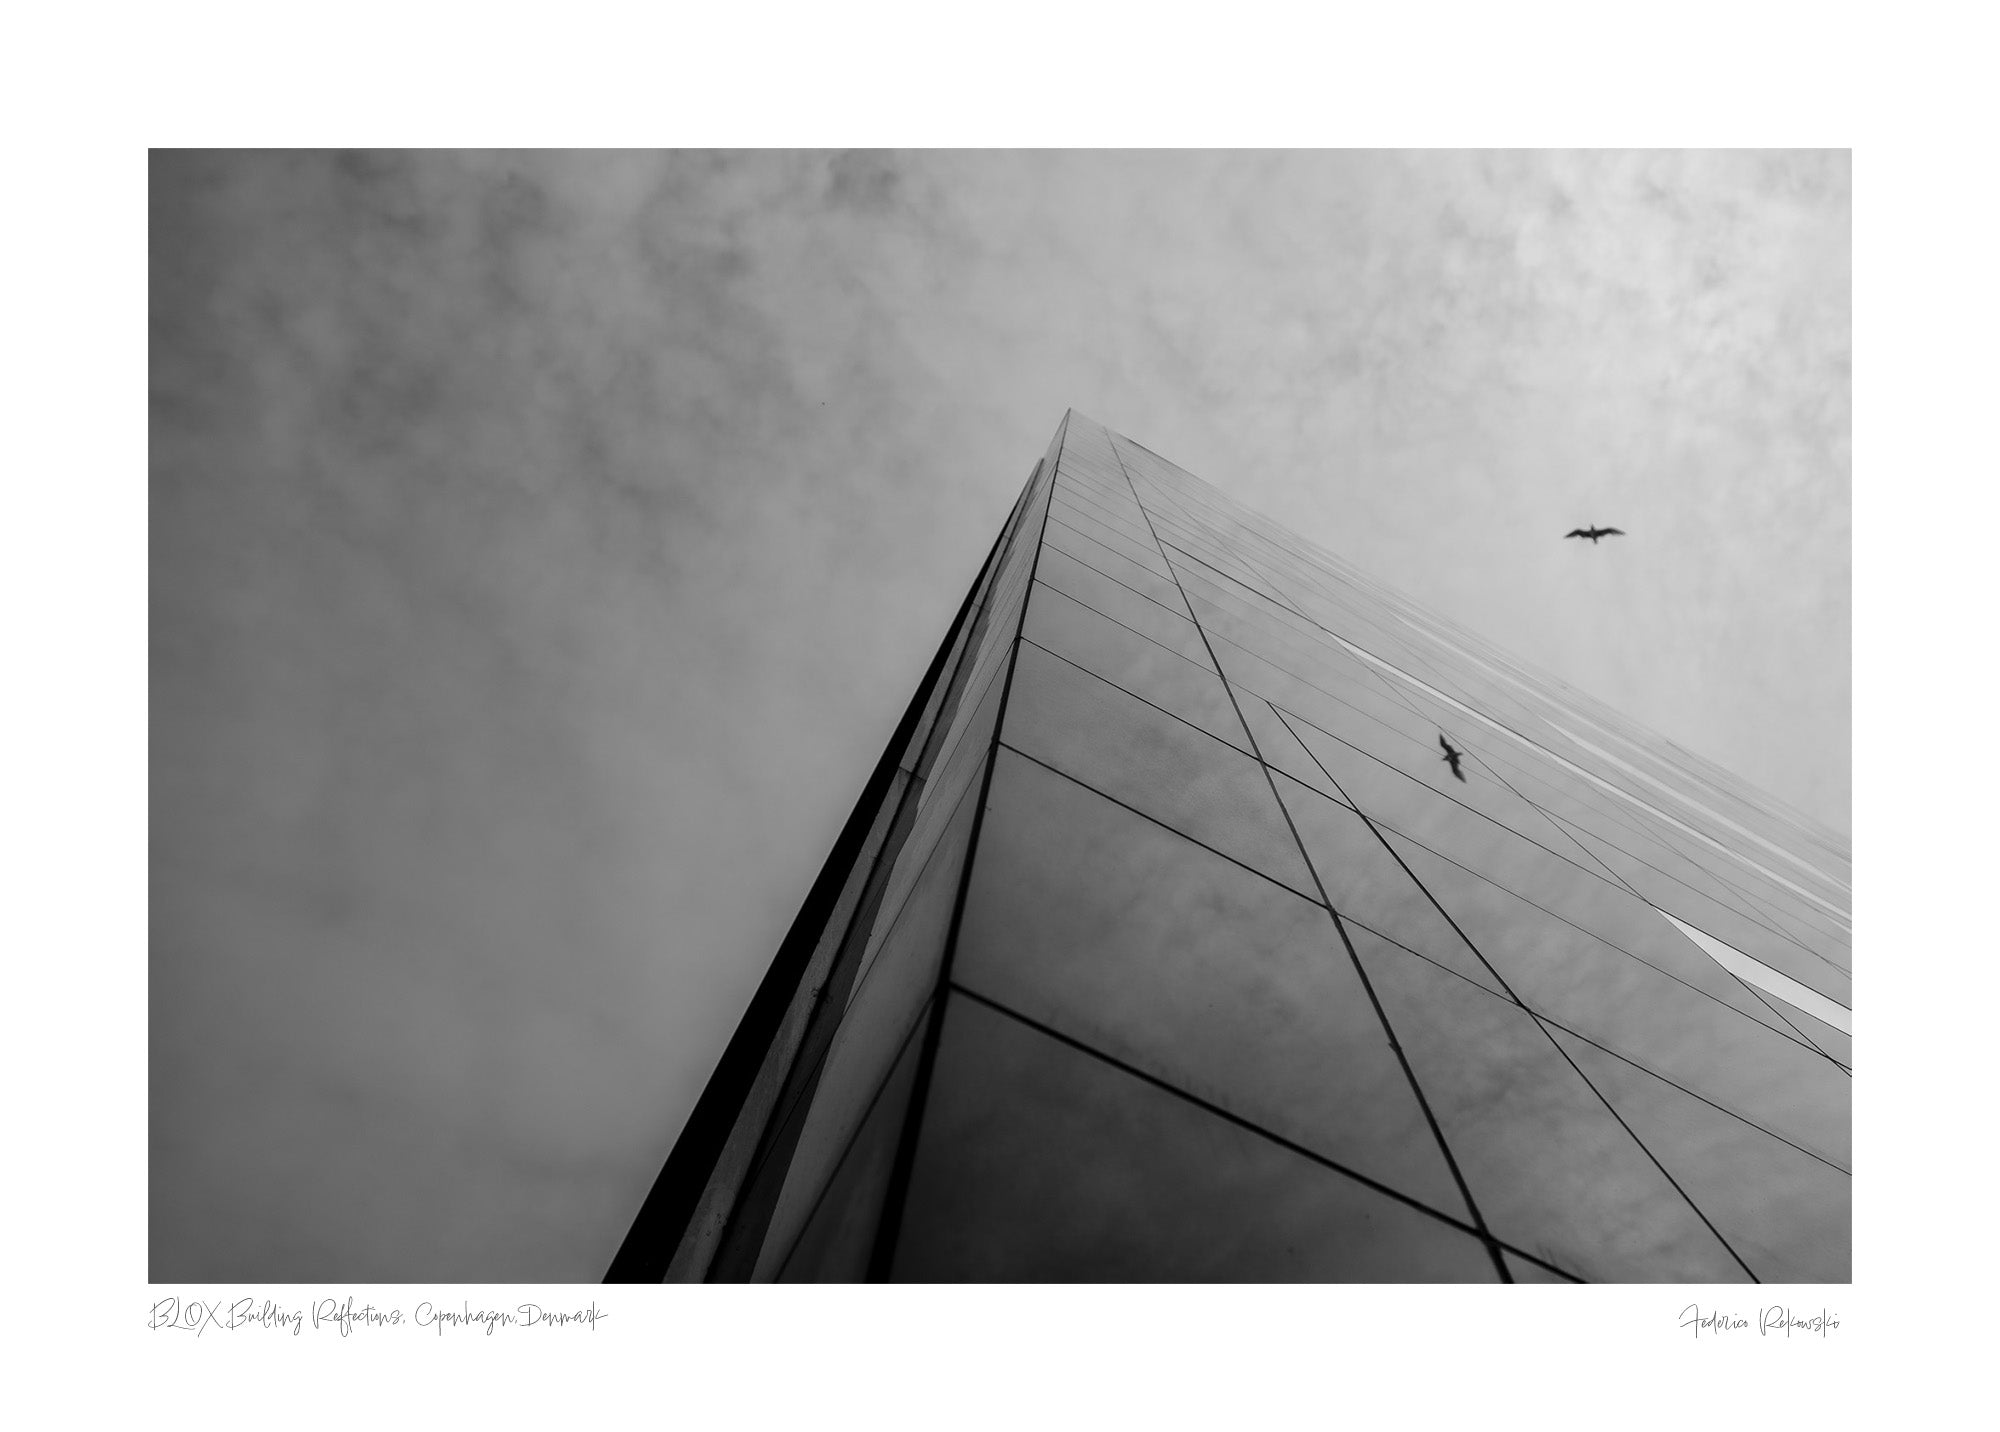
<box><xmin>1438</xmin><ymin>734</ymin><xmax>1466</xmax><ymax>782</ymax></box>
<box><xmin>1564</xmin><ymin>525</ymin><xmax>1625</xmax><ymax>543</ymax></box>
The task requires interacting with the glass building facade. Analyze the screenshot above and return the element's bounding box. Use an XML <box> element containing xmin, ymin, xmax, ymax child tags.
<box><xmin>609</xmin><ymin>412</ymin><xmax>1851</xmax><ymax>1284</ymax></box>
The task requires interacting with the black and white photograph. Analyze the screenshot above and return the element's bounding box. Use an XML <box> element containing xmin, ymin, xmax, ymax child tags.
<box><xmin>151</xmin><ymin>148</ymin><xmax>1852</xmax><ymax>1289</ymax></box>
<box><xmin>23</xmin><ymin>9</ymin><xmax>1995</xmax><ymax>1421</ymax></box>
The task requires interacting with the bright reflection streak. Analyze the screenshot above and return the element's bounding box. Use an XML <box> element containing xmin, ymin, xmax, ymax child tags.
<box><xmin>1657</xmin><ymin>910</ymin><xmax>1851</xmax><ymax>1037</ymax></box>
<box><xmin>1317</xmin><ymin>627</ymin><xmax>1852</xmax><ymax>930</ymax></box>
<box><xmin>1391</xmin><ymin>610</ymin><xmax>1849</xmax><ymax>891</ymax></box>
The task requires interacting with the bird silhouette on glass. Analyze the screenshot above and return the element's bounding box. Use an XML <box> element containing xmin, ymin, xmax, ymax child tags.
<box><xmin>1564</xmin><ymin>525</ymin><xmax>1625</xmax><ymax>543</ymax></box>
<box><xmin>1438</xmin><ymin>734</ymin><xmax>1466</xmax><ymax>782</ymax></box>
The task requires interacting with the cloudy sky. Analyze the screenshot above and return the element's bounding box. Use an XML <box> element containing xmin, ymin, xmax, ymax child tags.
<box><xmin>150</xmin><ymin>149</ymin><xmax>1848</xmax><ymax>1281</ymax></box>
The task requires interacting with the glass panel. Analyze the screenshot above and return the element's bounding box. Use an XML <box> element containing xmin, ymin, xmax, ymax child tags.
<box><xmin>1047</xmin><ymin>499</ymin><xmax>1171</xmax><ymax>574</ymax></box>
<box><xmin>1021</xmin><ymin>581</ymin><xmax>1248</xmax><ymax>753</ymax></box>
<box><xmin>1379</xmin><ymin>827</ymin><xmax>1851</xmax><ymax>1166</ymax></box>
<box><xmin>1346</xmin><ymin>925</ymin><xmax>1752</xmax><ymax>1283</ymax></box>
<box><xmin>1198</xmin><ymin>632</ymin><xmax>1441</xmax><ymax>763</ymax></box>
<box><xmin>753</xmin><ymin>758</ymin><xmax>987</xmax><ymax>1271</ymax></box>
<box><xmin>955</xmin><ymin>747</ymin><xmax>1469</xmax><ymax>1219</ymax></box>
<box><xmin>772</xmin><ymin>1001</ymin><xmax>931</xmax><ymax>1282</ymax></box>
<box><xmin>999</xmin><ymin>644</ymin><xmax>1317</xmax><ymax>897</ymax></box>
<box><xmin>1032</xmin><ymin>547</ymin><xmax>1214</xmax><ymax>667</ymax></box>
<box><xmin>913</xmin><ymin>629</ymin><xmax>1009</xmax><ymax>837</ymax></box>
<box><xmin>1544</xmin><ymin>1024</ymin><xmax>1851</xmax><ymax>1283</ymax></box>
<box><xmin>878</xmin><ymin>704</ymin><xmax>996</xmax><ymax>952</ymax></box>
<box><xmin>887</xmin><ymin>993</ymin><xmax>1501</xmax><ymax>1282</ymax></box>
<box><xmin>1271</xmin><ymin>772</ymin><xmax>1507</xmax><ymax>996</ymax></box>
<box><xmin>1042</xmin><ymin>517</ymin><xmax>1190</xmax><ymax>612</ymax></box>
<box><xmin>1055</xmin><ymin>484</ymin><xmax>1161</xmax><ymax>551</ymax></box>
<box><xmin>1052</xmin><ymin>483</ymin><xmax>1155</xmax><ymax>540</ymax></box>
<box><xmin>851</xmin><ymin>750</ymin><xmax>986</xmax><ymax>999</ymax></box>
<box><xmin>1055</xmin><ymin>466</ymin><xmax>1139</xmax><ymax>509</ymax></box>
<box><xmin>1165</xmin><ymin>539</ymin><xmax>1302</xmax><ymax>617</ymax></box>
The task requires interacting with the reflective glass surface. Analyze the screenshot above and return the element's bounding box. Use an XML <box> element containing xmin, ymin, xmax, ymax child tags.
<box><xmin>644</xmin><ymin>412</ymin><xmax>1847</xmax><ymax>1284</ymax></box>
<box><xmin>889</xmin><ymin>994</ymin><xmax>1501</xmax><ymax>1282</ymax></box>
<box><xmin>1052</xmin><ymin>486</ymin><xmax>1157</xmax><ymax>543</ymax></box>
<box><xmin>1545</xmin><ymin>1024</ymin><xmax>1850</xmax><ymax>1282</ymax></box>
<box><xmin>774</xmin><ymin>1004</ymin><xmax>930</xmax><ymax>1282</ymax></box>
<box><xmin>999</xmin><ymin>642</ymin><xmax>1317</xmax><ymax>895</ymax></box>
<box><xmin>1046</xmin><ymin>499</ymin><xmax>1173</xmax><ymax>575</ymax></box>
<box><xmin>1031</xmin><ymin>546</ymin><xmax>1215</xmax><ymax>667</ymax></box>
<box><xmin>1239</xmin><ymin>694</ymin><xmax>1336</xmax><ymax>796</ymax></box>
<box><xmin>955</xmin><ymin>746</ymin><xmax>1469</xmax><ymax>1217</ymax></box>
<box><xmin>1020</xmin><ymin>581</ymin><xmax>1248</xmax><ymax>752</ymax></box>
<box><xmin>1379</xmin><ymin>827</ymin><xmax>1850</xmax><ymax>1165</ymax></box>
<box><xmin>756</xmin><ymin>761</ymin><xmax>986</xmax><ymax>1271</ymax></box>
<box><xmin>1371</xmin><ymin>817</ymin><xmax>1806</xmax><ymax>1041</ymax></box>
<box><xmin>1042</xmin><ymin>517</ymin><xmax>1190</xmax><ymax>612</ymax></box>
<box><xmin>1273</xmin><ymin>772</ymin><xmax>1506</xmax><ymax>996</ymax></box>
<box><xmin>1347</xmin><ymin>925</ymin><xmax>1751</xmax><ymax>1283</ymax></box>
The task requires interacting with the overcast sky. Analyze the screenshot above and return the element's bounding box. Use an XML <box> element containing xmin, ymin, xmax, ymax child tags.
<box><xmin>150</xmin><ymin>149</ymin><xmax>1849</xmax><ymax>1281</ymax></box>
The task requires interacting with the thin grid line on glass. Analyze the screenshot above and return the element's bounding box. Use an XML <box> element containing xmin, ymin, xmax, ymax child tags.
<box><xmin>1043</xmin><ymin>516</ymin><xmax>1193</xmax><ymax>615</ymax></box>
<box><xmin>1032</xmin><ymin>552</ymin><xmax>1200</xmax><ymax>640</ymax></box>
<box><xmin>1050</xmin><ymin>480</ymin><xmax>1165</xmax><ymax>540</ymax></box>
<box><xmin>1016</xmin><ymin>631</ymin><xmax>1254</xmax><ymax>759</ymax></box>
<box><xmin>1046</xmin><ymin>500</ymin><xmax>1174</xmax><ymax>567</ymax></box>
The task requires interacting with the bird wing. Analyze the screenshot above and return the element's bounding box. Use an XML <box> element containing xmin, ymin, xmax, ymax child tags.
<box><xmin>1564</xmin><ymin>529</ymin><xmax>1587</xmax><ymax>538</ymax></box>
<box><xmin>1438</xmin><ymin>735</ymin><xmax>1452</xmax><ymax>754</ymax></box>
<box><xmin>1604</xmin><ymin>527</ymin><xmax>1624</xmax><ymax>536</ymax></box>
